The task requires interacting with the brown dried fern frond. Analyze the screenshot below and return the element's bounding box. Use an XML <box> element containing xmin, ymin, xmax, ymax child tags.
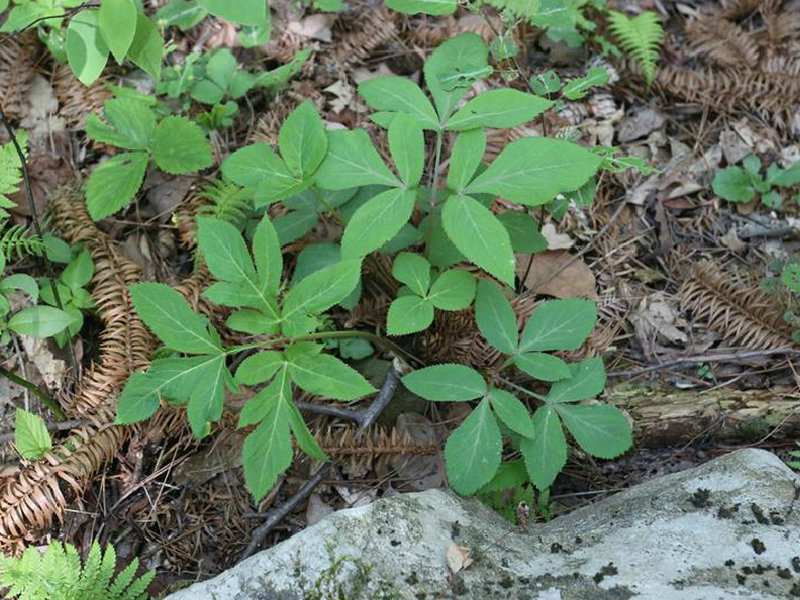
<box><xmin>314</xmin><ymin>425</ymin><xmax>438</xmax><ymax>474</ymax></box>
<box><xmin>52</xmin><ymin>63</ymin><xmax>111</xmax><ymax>130</ymax></box>
<box><xmin>328</xmin><ymin>6</ymin><xmax>398</xmax><ymax>71</ymax></box>
<box><xmin>677</xmin><ymin>261</ymin><xmax>794</xmax><ymax>351</ymax></box>
<box><xmin>687</xmin><ymin>19</ymin><xmax>760</xmax><ymax>67</ymax></box>
<box><xmin>0</xmin><ymin>186</ymin><xmax>212</xmax><ymax>552</ymax></box>
<box><xmin>0</xmin><ymin>31</ymin><xmax>38</xmax><ymax>120</ymax></box>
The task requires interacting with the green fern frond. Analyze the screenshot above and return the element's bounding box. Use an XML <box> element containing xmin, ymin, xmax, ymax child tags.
<box><xmin>0</xmin><ymin>541</ymin><xmax>154</xmax><ymax>600</ymax></box>
<box><xmin>787</xmin><ymin>441</ymin><xmax>800</xmax><ymax>471</ymax></box>
<box><xmin>0</xmin><ymin>224</ymin><xmax>45</xmax><ymax>260</ymax></box>
<box><xmin>196</xmin><ymin>177</ymin><xmax>253</xmax><ymax>228</ymax></box>
<box><xmin>0</xmin><ymin>131</ymin><xmax>28</xmax><ymax>220</ymax></box>
<box><xmin>607</xmin><ymin>10</ymin><xmax>664</xmax><ymax>85</ymax></box>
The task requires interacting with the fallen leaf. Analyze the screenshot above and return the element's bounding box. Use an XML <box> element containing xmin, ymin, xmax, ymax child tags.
<box><xmin>305</xmin><ymin>493</ymin><xmax>334</xmax><ymax>526</ymax></box>
<box><xmin>720</xmin><ymin>227</ymin><xmax>746</xmax><ymax>253</ymax></box>
<box><xmin>287</xmin><ymin>14</ymin><xmax>333</xmax><ymax>42</ymax></box>
<box><xmin>324</xmin><ymin>80</ymin><xmax>354</xmax><ymax>115</ymax></box>
<box><xmin>540</xmin><ymin>223</ymin><xmax>573</xmax><ymax>250</ymax></box>
<box><xmin>446</xmin><ymin>544</ymin><xmax>473</xmax><ymax>574</ymax></box>
<box><xmin>617</xmin><ymin>107</ymin><xmax>665</xmax><ymax>143</ymax></box>
<box><xmin>516</xmin><ymin>250</ymin><xmax>597</xmax><ymax>299</ymax></box>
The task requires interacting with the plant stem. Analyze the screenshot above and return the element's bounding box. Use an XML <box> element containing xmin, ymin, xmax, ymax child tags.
<box><xmin>424</xmin><ymin>129</ymin><xmax>444</xmax><ymax>259</ymax></box>
<box><xmin>0</xmin><ymin>365</ymin><xmax>66</xmax><ymax>420</ymax></box>
<box><xmin>492</xmin><ymin>374</ymin><xmax>547</xmax><ymax>402</ymax></box>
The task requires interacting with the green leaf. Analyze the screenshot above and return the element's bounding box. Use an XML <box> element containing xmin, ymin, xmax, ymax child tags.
<box><xmin>498</xmin><ymin>211</ymin><xmax>548</xmax><ymax>254</ymax></box>
<box><xmin>712</xmin><ymin>167</ymin><xmax>756</xmax><ymax>203</ymax></box>
<box><xmin>243</xmin><ymin>399</ymin><xmax>293</xmax><ymax>502</ymax></box>
<box><xmin>14</xmin><ymin>408</ymin><xmax>51</xmax><ymax>460</ymax></box>
<box><xmin>315</xmin><ymin>129</ymin><xmax>401</xmax><ymax>189</ymax></box>
<box><xmin>466</xmin><ymin>137</ymin><xmax>602</xmax><ymax>206</ymax></box>
<box><xmin>253</xmin><ymin>215</ymin><xmax>283</xmax><ymax>296</ymax></box>
<box><xmin>341</xmin><ymin>188</ymin><xmax>416</xmax><ymax>259</ymax></box>
<box><xmin>519</xmin><ymin>298</ymin><xmax>596</xmax><ymax>352</ymax></box>
<box><xmin>127</xmin><ymin>12</ymin><xmax>163</xmax><ymax>80</ymax></box>
<box><xmin>274</xmin><ymin>210</ymin><xmax>318</xmax><ymax>244</ymax></box>
<box><xmin>514</xmin><ymin>352</ymin><xmax>570</xmax><ymax>382</ymax></box>
<box><xmin>388</xmin><ymin>114</ymin><xmax>424</xmax><ymax>186</ymax></box>
<box><xmin>130</xmin><ymin>282</ymin><xmax>221</xmax><ymax>354</ymax></box>
<box><xmin>520</xmin><ymin>406</ymin><xmax>567</xmax><ymax>490</ymax></box>
<box><xmin>99</xmin><ymin>0</ymin><xmax>137</xmax><ymax>64</ymax></box>
<box><xmin>402</xmin><ymin>364</ymin><xmax>486</xmax><ymax>401</ymax></box>
<box><xmin>447</xmin><ymin>128</ymin><xmax>486</xmax><ymax>193</ymax></box>
<box><xmin>387</xmin><ymin>295</ymin><xmax>434</xmax><ymax>335</ymax></box>
<box><xmin>288</xmin><ymin>347</ymin><xmax>376</xmax><ymax>400</ymax></box>
<box><xmin>278</xmin><ymin>100</ymin><xmax>327</xmax><ymax>179</ymax></box>
<box><xmin>385</xmin><ymin>0</ymin><xmax>457</xmax><ymax>16</ymax></box>
<box><xmin>556</xmin><ymin>403</ymin><xmax>632</xmax><ymax>458</ymax></box>
<box><xmin>86</xmin><ymin>152</ymin><xmax>148</xmax><ymax>220</ymax></box>
<box><xmin>488</xmin><ymin>388</ymin><xmax>535</xmax><ymax>437</ymax></box>
<box><xmin>8</xmin><ymin>306</ymin><xmax>73</xmax><ymax>337</ymax></box>
<box><xmin>357</xmin><ymin>76</ymin><xmax>440</xmax><ymax>130</ymax></box>
<box><xmin>442</xmin><ymin>194</ymin><xmax>515</xmax><ymax>285</ymax></box>
<box><xmin>61</xmin><ymin>249</ymin><xmax>93</xmax><ymax>291</ymax></box>
<box><xmin>281</xmin><ymin>259</ymin><xmax>361</xmax><ymax>336</ymax></box>
<box><xmin>770</xmin><ymin>162</ymin><xmax>800</xmax><ymax>187</ymax></box>
<box><xmin>156</xmin><ymin>0</ymin><xmax>208</xmax><ymax>29</ymax></box>
<box><xmin>239</xmin><ymin>369</ymin><xmax>286</xmax><ymax>427</ymax></box>
<box><xmin>197</xmin><ymin>0</ymin><xmax>268</xmax><ymax>26</ymax></box>
<box><xmin>392</xmin><ymin>252</ymin><xmax>431</xmax><ymax>297</ymax></box>
<box><xmin>286</xmin><ymin>401</ymin><xmax>327</xmax><ymax>461</ymax></box>
<box><xmin>152</xmin><ymin>116</ymin><xmax>213</xmax><ymax>174</ymax></box>
<box><xmin>86</xmin><ymin>97</ymin><xmax>156</xmax><ymax>150</ymax></box>
<box><xmin>197</xmin><ymin>217</ymin><xmax>256</xmax><ymax>283</ymax></box>
<box><xmin>474</xmin><ymin>280</ymin><xmax>518</xmax><ymax>354</ymax></box>
<box><xmin>186</xmin><ymin>355</ymin><xmax>229</xmax><ymax>437</ymax></box>
<box><xmin>235</xmin><ymin>351</ymin><xmax>284</xmax><ymax>386</ymax></box>
<box><xmin>445</xmin><ymin>397</ymin><xmax>501</xmax><ymax>495</ymax></box>
<box><xmin>424</xmin><ymin>33</ymin><xmax>489</xmax><ymax>121</ymax></box>
<box><xmin>545</xmin><ymin>357</ymin><xmax>606</xmax><ymax>403</ymax></box>
<box><xmin>562</xmin><ymin>67</ymin><xmax>609</xmax><ymax>100</ymax></box>
<box><xmin>427</xmin><ymin>269</ymin><xmax>475</xmax><ymax>310</ymax></box>
<box><xmin>0</xmin><ymin>274</ymin><xmax>39</xmax><ymax>302</ymax></box>
<box><xmin>222</xmin><ymin>143</ymin><xmax>302</xmax><ymax>205</ymax></box>
<box><xmin>226</xmin><ymin>307</ymin><xmax>280</xmax><ymax>334</ymax></box>
<box><xmin>66</xmin><ymin>10</ymin><xmax>109</xmax><ymax>85</ymax></box>
<box><xmin>446</xmin><ymin>89</ymin><xmax>553</xmax><ymax>131</ymax></box>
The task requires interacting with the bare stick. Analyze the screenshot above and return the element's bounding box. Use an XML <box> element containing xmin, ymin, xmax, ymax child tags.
<box><xmin>607</xmin><ymin>348</ymin><xmax>799</xmax><ymax>378</ymax></box>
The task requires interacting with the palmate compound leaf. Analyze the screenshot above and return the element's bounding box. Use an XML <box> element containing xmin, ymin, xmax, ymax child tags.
<box><xmin>130</xmin><ymin>282</ymin><xmax>222</xmax><ymax>355</ymax></box>
<box><xmin>402</xmin><ymin>364</ymin><xmax>486</xmax><ymax>401</ymax></box>
<box><xmin>474</xmin><ymin>280</ymin><xmax>518</xmax><ymax>354</ymax></box>
<box><xmin>519</xmin><ymin>297</ymin><xmax>597</xmax><ymax>353</ymax></box>
<box><xmin>14</xmin><ymin>408</ymin><xmax>51</xmax><ymax>460</ymax></box>
<box><xmin>424</xmin><ymin>33</ymin><xmax>490</xmax><ymax>121</ymax></box>
<box><xmin>278</xmin><ymin>100</ymin><xmax>327</xmax><ymax>179</ymax></box>
<box><xmin>487</xmin><ymin>388</ymin><xmax>535</xmax><ymax>438</ymax></box>
<box><xmin>519</xmin><ymin>405</ymin><xmax>567</xmax><ymax>490</ymax></box>
<box><xmin>447</xmin><ymin>128</ymin><xmax>486</xmax><ymax>193</ymax></box>
<box><xmin>357</xmin><ymin>76</ymin><xmax>440</xmax><ymax>130</ymax></box>
<box><xmin>442</xmin><ymin>194</ymin><xmax>515</xmax><ymax>285</ymax></box>
<box><xmin>388</xmin><ymin>113</ymin><xmax>425</xmax><ymax>186</ymax></box>
<box><xmin>221</xmin><ymin>142</ymin><xmax>306</xmax><ymax>206</ymax></box>
<box><xmin>427</xmin><ymin>269</ymin><xmax>475</xmax><ymax>310</ymax></box>
<box><xmin>391</xmin><ymin>252</ymin><xmax>431</xmax><ymax>297</ymax></box>
<box><xmin>464</xmin><ymin>137</ymin><xmax>602</xmax><ymax>206</ymax></box>
<box><xmin>513</xmin><ymin>352</ymin><xmax>571</xmax><ymax>382</ymax></box>
<box><xmin>445</xmin><ymin>397</ymin><xmax>502</xmax><ymax>495</ymax></box>
<box><xmin>555</xmin><ymin>403</ymin><xmax>632</xmax><ymax>459</ymax></box>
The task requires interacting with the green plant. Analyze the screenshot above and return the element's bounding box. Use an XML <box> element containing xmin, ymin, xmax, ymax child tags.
<box><xmin>85</xmin><ymin>94</ymin><xmax>213</xmax><ymax>220</ymax></box>
<box><xmin>13</xmin><ymin>407</ymin><xmax>52</xmax><ymax>460</ymax></box>
<box><xmin>116</xmin><ymin>32</ymin><xmax>643</xmax><ymax>503</ymax></box>
<box><xmin>712</xmin><ymin>155</ymin><xmax>800</xmax><ymax>209</ymax></box>
<box><xmin>607</xmin><ymin>9</ymin><xmax>663</xmax><ymax>85</ymax></box>
<box><xmin>1</xmin><ymin>0</ymin><xmax>272</xmax><ymax>83</ymax></box>
<box><xmin>0</xmin><ymin>540</ymin><xmax>154</xmax><ymax>600</ymax></box>
<box><xmin>786</xmin><ymin>442</ymin><xmax>800</xmax><ymax>471</ymax></box>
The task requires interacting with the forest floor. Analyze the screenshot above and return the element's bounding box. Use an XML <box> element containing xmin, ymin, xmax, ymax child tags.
<box><xmin>1</xmin><ymin>0</ymin><xmax>799</xmax><ymax>595</ymax></box>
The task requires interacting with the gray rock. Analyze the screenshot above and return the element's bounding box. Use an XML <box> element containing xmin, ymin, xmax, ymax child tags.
<box><xmin>165</xmin><ymin>449</ymin><xmax>800</xmax><ymax>599</ymax></box>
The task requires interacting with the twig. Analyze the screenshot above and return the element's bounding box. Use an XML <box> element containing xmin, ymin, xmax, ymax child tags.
<box><xmin>607</xmin><ymin>348</ymin><xmax>800</xmax><ymax>378</ymax></box>
<box><xmin>240</xmin><ymin>464</ymin><xmax>330</xmax><ymax>560</ymax></box>
<box><xmin>0</xmin><ymin>365</ymin><xmax>66</xmax><ymax>420</ymax></box>
<box><xmin>0</xmin><ymin>419</ymin><xmax>85</xmax><ymax>444</ymax></box>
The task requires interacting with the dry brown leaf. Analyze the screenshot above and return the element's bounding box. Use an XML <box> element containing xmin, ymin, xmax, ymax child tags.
<box><xmin>446</xmin><ymin>544</ymin><xmax>473</xmax><ymax>574</ymax></box>
<box><xmin>540</xmin><ymin>223</ymin><xmax>573</xmax><ymax>250</ymax></box>
<box><xmin>516</xmin><ymin>251</ymin><xmax>597</xmax><ymax>299</ymax></box>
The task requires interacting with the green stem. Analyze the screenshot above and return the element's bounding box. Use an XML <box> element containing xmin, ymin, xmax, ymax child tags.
<box><xmin>0</xmin><ymin>365</ymin><xmax>66</xmax><ymax>420</ymax></box>
<box><xmin>227</xmin><ymin>329</ymin><xmax>419</xmax><ymax>365</ymax></box>
<box><xmin>424</xmin><ymin>129</ymin><xmax>444</xmax><ymax>259</ymax></box>
<box><xmin>492</xmin><ymin>374</ymin><xmax>547</xmax><ymax>402</ymax></box>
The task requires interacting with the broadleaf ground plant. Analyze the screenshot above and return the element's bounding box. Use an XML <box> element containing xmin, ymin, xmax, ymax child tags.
<box><xmin>115</xmin><ymin>27</ymin><xmax>644</xmax><ymax>504</ymax></box>
<box><xmin>0</xmin><ymin>0</ymin><xmax>657</xmax><ymax>521</ymax></box>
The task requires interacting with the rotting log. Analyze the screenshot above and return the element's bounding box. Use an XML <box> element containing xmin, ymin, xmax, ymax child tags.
<box><xmin>606</xmin><ymin>387</ymin><xmax>800</xmax><ymax>447</ymax></box>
